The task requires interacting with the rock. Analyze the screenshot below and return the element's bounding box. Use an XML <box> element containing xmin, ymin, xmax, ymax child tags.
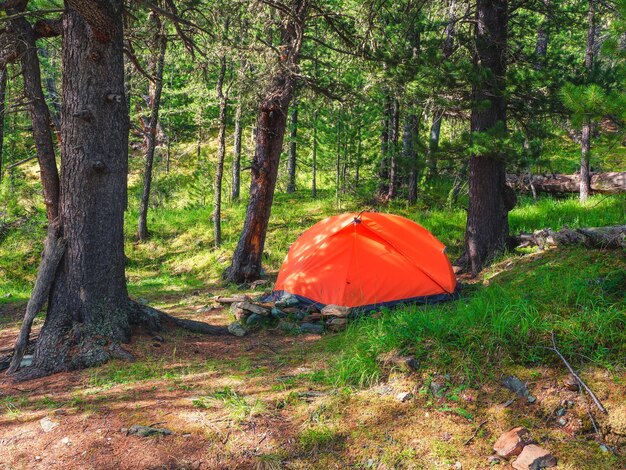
<box><xmin>429</xmin><ymin>375</ymin><xmax>446</xmax><ymax>396</ymax></box>
<box><xmin>453</xmin><ymin>462</ymin><xmax>463</xmax><ymax>470</ymax></box>
<box><xmin>302</xmin><ymin>313</ymin><xmax>323</xmax><ymax>323</ymax></box>
<box><xmin>512</xmin><ymin>444</ymin><xmax>556</xmax><ymax>470</ymax></box>
<box><xmin>294</xmin><ymin>310</ymin><xmax>306</xmax><ymax>320</ymax></box>
<box><xmin>502</xmin><ymin>376</ymin><xmax>536</xmax><ymax>403</ymax></box>
<box><xmin>40</xmin><ymin>417</ymin><xmax>59</xmax><ymax>433</ymax></box>
<box><xmin>556</xmin><ymin>417</ymin><xmax>568</xmax><ymax>427</ymax></box>
<box><xmin>563</xmin><ymin>374</ymin><xmax>579</xmax><ymax>391</ymax></box>
<box><xmin>249</xmin><ymin>279</ymin><xmax>269</xmax><ymax>289</ymax></box>
<box><xmin>271</xmin><ymin>307</ymin><xmax>287</xmax><ymax>319</ymax></box>
<box><xmin>555</xmin><ymin>407</ymin><xmax>566</xmax><ymax>417</ymax></box>
<box><xmin>20</xmin><ymin>355</ymin><xmax>33</xmax><ymax>367</ymax></box>
<box><xmin>377</xmin><ymin>352</ymin><xmax>419</xmax><ymax>372</ymax></box>
<box><xmin>227</xmin><ymin>322</ymin><xmax>247</xmax><ymax>337</ymax></box>
<box><xmin>327</xmin><ymin>317</ymin><xmax>348</xmax><ymax>332</ymax></box>
<box><xmin>493</xmin><ymin>427</ymin><xmax>532</xmax><ymax>458</ymax></box>
<box><xmin>35</xmin><ymin>456</ymin><xmax>42</xmax><ymax>461</ymax></box>
<box><xmin>282</xmin><ymin>307</ymin><xmax>301</xmax><ymax>314</ymax></box>
<box><xmin>215</xmin><ymin>294</ymin><xmax>251</xmax><ymax>303</ymax></box>
<box><xmin>305</xmin><ymin>304</ymin><xmax>320</xmax><ymax>314</ymax></box>
<box><xmin>237</xmin><ymin>301</ymin><xmax>270</xmax><ymax>316</ymax></box>
<box><xmin>396</xmin><ymin>392</ymin><xmax>413</xmax><ymax>402</ymax></box>
<box><xmin>246</xmin><ymin>313</ymin><xmax>266</xmax><ymax>327</ymax></box>
<box><xmin>195</xmin><ymin>305</ymin><xmax>215</xmax><ymax>313</ymax></box>
<box><xmin>320</xmin><ymin>304</ymin><xmax>351</xmax><ymax>318</ymax></box>
<box><xmin>561</xmin><ymin>399</ymin><xmax>575</xmax><ymax>409</ymax></box>
<box><xmin>53</xmin><ymin>409</ymin><xmax>66</xmax><ymax>416</ymax></box>
<box><xmin>230</xmin><ymin>304</ymin><xmax>249</xmax><ymax>321</ymax></box>
<box><xmin>300</xmin><ymin>323</ymin><xmax>324</xmax><ymax>334</ymax></box>
<box><xmin>487</xmin><ymin>455</ymin><xmax>501</xmax><ymax>465</ymax></box>
<box><xmin>275</xmin><ymin>294</ymin><xmax>299</xmax><ymax>308</ymax></box>
<box><xmin>128</xmin><ymin>424</ymin><xmax>173</xmax><ymax>437</ymax></box>
<box><xmin>152</xmin><ymin>335</ymin><xmax>164</xmax><ymax>343</ymax></box>
<box><xmin>60</xmin><ymin>436</ymin><xmax>71</xmax><ymax>446</ymax></box>
<box><xmin>278</xmin><ymin>319</ymin><xmax>298</xmax><ymax>333</ymax></box>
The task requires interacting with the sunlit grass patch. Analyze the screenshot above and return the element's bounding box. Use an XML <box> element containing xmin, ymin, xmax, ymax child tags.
<box><xmin>192</xmin><ymin>386</ymin><xmax>265</xmax><ymax>422</ymax></box>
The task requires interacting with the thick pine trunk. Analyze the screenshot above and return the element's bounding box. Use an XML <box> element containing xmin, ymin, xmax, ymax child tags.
<box><xmin>461</xmin><ymin>0</ymin><xmax>513</xmax><ymax>275</ymax></box>
<box><xmin>0</xmin><ymin>68</ymin><xmax>6</xmax><ymax>181</ymax></box>
<box><xmin>580</xmin><ymin>0</ymin><xmax>596</xmax><ymax>201</ymax></box>
<box><xmin>138</xmin><ymin>19</ymin><xmax>166</xmax><ymax>241</ymax></box>
<box><xmin>224</xmin><ymin>0</ymin><xmax>307</xmax><ymax>283</ymax></box>
<box><xmin>231</xmin><ymin>99</ymin><xmax>243</xmax><ymax>201</ymax></box>
<box><xmin>287</xmin><ymin>99</ymin><xmax>298</xmax><ymax>193</ymax></box>
<box><xmin>378</xmin><ymin>92</ymin><xmax>391</xmax><ymax>195</ymax></box>
<box><xmin>213</xmin><ymin>55</ymin><xmax>228</xmax><ymax>247</ymax></box>
<box><xmin>28</xmin><ymin>3</ymin><xmax>132</xmax><ymax>375</ymax></box>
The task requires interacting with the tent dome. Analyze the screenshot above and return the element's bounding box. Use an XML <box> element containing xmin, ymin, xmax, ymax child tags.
<box><xmin>272</xmin><ymin>212</ymin><xmax>458</xmax><ymax>310</ymax></box>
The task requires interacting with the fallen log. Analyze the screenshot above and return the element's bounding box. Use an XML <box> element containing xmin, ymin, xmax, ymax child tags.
<box><xmin>511</xmin><ymin>225</ymin><xmax>626</xmax><ymax>249</ymax></box>
<box><xmin>507</xmin><ymin>172</ymin><xmax>626</xmax><ymax>194</ymax></box>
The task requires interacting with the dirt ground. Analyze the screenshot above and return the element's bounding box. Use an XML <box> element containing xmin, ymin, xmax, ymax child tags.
<box><xmin>0</xmin><ymin>297</ymin><xmax>624</xmax><ymax>470</ymax></box>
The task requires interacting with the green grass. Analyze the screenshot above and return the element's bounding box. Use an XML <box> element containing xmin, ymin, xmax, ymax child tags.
<box><xmin>325</xmin><ymin>247</ymin><xmax>626</xmax><ymax>387</ymax></box>
<box><xmin>193</xmin><ymin>386</ymin><xmax>266</xmax><ymax>422</ymax></box>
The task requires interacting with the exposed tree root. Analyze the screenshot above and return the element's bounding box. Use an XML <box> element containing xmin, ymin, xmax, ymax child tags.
<box><xmin>131</xmin><ymin>302</ymin><xmax>229</xmax><ymax>335</ymax></box>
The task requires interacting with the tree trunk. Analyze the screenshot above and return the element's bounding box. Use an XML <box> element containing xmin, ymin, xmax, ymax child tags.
<box><xmin>426</xmin><ymin>0</ymin><xmax>456</xmax><ymax>179</ymax></box>
<box><xmin>287</xmin><ymin>97</ymin><xmax>298</xmax><ymax>193</ymax></box>
<box><xmin>388</xmin><ymin>97</ymin><xmax>399</xmax><ymax>199</ymax></box>
<box><xmin>580</xmin><ymin>0</ymin><xmax>596</xmax><ymax>201</ymax></box>
<box><xmin>378</xmin><ymin>91</ymin><xmax>391</xmax><ymax>195</ymax></box>
<box><xmin>224</xmin><ymin>0</ymin><xmax>308</xmax><ymax>283</ymax></box>
<box><xmin>37</xmin><ymin>46</ymin><xmax>61</xmax><ymax>141</ymax></box>
<box><xmin>11</xmin><ymin>16</ymin><xmax>60</xmax><ymax>221</ymax></box>
<box><xmin>535</xmin><ymin>0</ymin><xmax>550</xmax><ymax>68</ymax></box>
<box><xmin>26</xmin><ymin>2</ymin><xmax>133</xmax><ymax>376</ymax></box>
<box><xmin>507</xmin><ymin>172</ymin><xmax>626</xmax><ymax>194</ymax></box>
<box><xmin>213</xmin><ymin>54</ymin><xmax>228</xmax><ymax>247</ymax></box>
<box><xmin>312</xmin><ymin>109</ymin><xmax>318</xmax><ymax>198</ymax></box>
<box><xmin>335</xmin><ymin>109</ymin><xmax>341</xmax><ymax>201</ymax></box>
<box><xmin>405</xmin><ymin>112</ymin><xmax>421</xmax><ymax>204</ymax></box>
<box><xmin>355</xmin><ymin>125</ymin><xmax>361</xmax><ymax>189</ymax></box>
<box><xmin>0</xmin><ymin>68</ymin><xmax>6</xmax><ymax>181</ymax></box>
<box><xmin>137</xmin><ymin>17</ymin><xmax>166</xmax><ymax>241</ymax></box>
<box><xmin>461</xmin><ymin>0</ymin><xmax>513</xmax><ymax>275</ymax></box>
<box><xmin>231</xmin><ymin>99</ymin><xmax>243</xmax><ymax>201</ymax></box>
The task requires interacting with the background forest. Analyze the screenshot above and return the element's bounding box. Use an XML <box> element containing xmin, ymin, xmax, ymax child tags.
<box><xmin>0</xmin><ymin>0</ymin><xmax>625</xmax><ymax>468</ymax></box>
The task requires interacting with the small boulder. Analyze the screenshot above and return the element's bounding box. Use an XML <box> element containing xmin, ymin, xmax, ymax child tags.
<box><xmin>238</xmin><ymin>301</ymin><xmax>270</xmax><ymax>316</ymax></box>
<box><xmin>275</xmin><ymin>294</ymin><xmax>299</xmax><ymax>308</ymax></box>
<box><xmin>246</xmin><ymin>313</ymin><xmax>266</xmax><ymax>327</ymax></box>
<box><xmin>377</xmin><ymin>351</ymin><xmax>419</xmax><ymax>372</ymax></box>
<box><xmin>301</xmin><ymin>313</ymin><xmax>323</xmax><ymax>323</ymax></box>
<box><xmin>326</xmin><ymin>317</ymin><xmax>348</xmax><ymax>332</ymax></box>
<box><xmin>40</xmin><ymin>417</ymin><xmax>59</xmax><ymax>433</ymax></box>
<box><xmin>321</xmin><ymin>304</ymin><xmax>351</xmax><ymax>318</ymax></box>
<box><xmin>227</xmin><ymin>322</ymin><xmax>247</xmax><ymax>337</ymax></box>
<box><xmin>563</xmin><ymin>374</ymin><xmax>579</xmax><ymax>392</ymax></box>
<box><xmin>493</xmin><ymin>427</ymin><xmax>531</xmax><ymax>458</ymax></box>
<box><xmin>282</xmin><ymin>307</ymin><xmax>301</xmax><ymax>315</ymax></box>
<box><xmin>512</xmin><ymin>444</ymin><xmax>556</xmax><ymax>470</ymax></box>
<box><xmin>271</xmin><ymin>307</ymin><xmax>287</xmax><ymax>319</ymax></box>
<box><xmin>127</xmin><ymin>424</ymin><xmax>173</xmax><ymax>437</ymax></box>
<box><xmin>396</xmin><ymin>392</ymin><xmax>413</xmax><ymax>402</ymax></box>
<box><xmin>300</xmin><ymin>323</ymin><xmax>324</xmax><ymax>334</ymax></box>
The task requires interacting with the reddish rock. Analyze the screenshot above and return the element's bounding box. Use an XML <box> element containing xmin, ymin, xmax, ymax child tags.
<box><xmin>301</xmin><ymin>313</ymin><xmax>323</xmax><ymax>323</ymax></box>
<box><xmin>320</xmin><ymin>304</ymin><xmax>351</xmax><ymax>318</ymax></box>
<box><xmin>493</xmin><ymin>427</ymin><xmax>531</xmax><ymax>458</ymax></box>
<box><xmin>563</xmin><ymin>374</ymin><xmax>579</xmax><ymax>391</ymax></box>
<box><xmin>512</xmin><ymin>444</ymin><xmax>556</xmax><ymax>470</ymax></box>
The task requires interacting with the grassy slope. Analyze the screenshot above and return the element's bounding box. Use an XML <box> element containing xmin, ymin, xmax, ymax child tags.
<box><xmin>0</xmin><ymin>144</ymin><xmax>625</xmax><ymax>468</ymax></box>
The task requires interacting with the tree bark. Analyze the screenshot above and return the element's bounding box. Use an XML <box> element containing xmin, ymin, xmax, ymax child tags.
<box><xmin>405</xmin><ymin>112</ymin><xmax>421</xmax><ymax>204</ymax></box>
<box><xmin>0</xmin><ymin>68</ymin><xmax>6</xmax><ymax>181</ymax></box>
<box><xmin>535</xmin><ymin>0</ymin><xmax>550</xmax><ymax>68</ymax></box>
<box><xmin>388</xmin><ymin>97</ymin><xmax>399</xmax><ymax>199</ymax></box>
<box><xmin>355</xmin><ymin>125</ymin><xmax>361</xmax><ymax>188</ymax></box>
<box><xmin>137</xmin><ymin>16</ymin><xmax>167</xmax><ymax>241</ymax></box>
<box><xmin>580</xmin><ymin>0</ymin><xmax>596</xmax><ymax>201</ymax></box>
<box><xmin>312</xmin><ymin>109</ymin><xmax>318</xmax><ymax>198</ymax></box>
<box><xmin>378</xmin><ymin>91</ymin><xmax>391</xmax><ymax>195</ymax></box>
<box><xmin>213</xmin><ymin>53</ymin><xmax>228</xmax><ymax>247</ymax></box>
<box><xmin>10</xmin><ymin>15</ymin><xmax>60</xmax><ymax>221</ymax></box>
<box><xmin>26</xmin><ymin>1</ymin><xmax>133</xmax><ymax>376</ymax></box>
<box><xmin>286</xmin><ymin>97</ymin><xmax>298</xmax><ymax>193</ymax></box>
<box><xmin>461</xmin><ymin>0</ymin><xmax>513</xmax><ymax>275</ymax></box>
<box><xmin>231</xmin><ymin>99</ymin><xmax>243</xmax><ymax>201</ymax></box>
<box><xmin>224</xmin><ymin>0</ymin><xmax>308</xmax><ymax>283</ymax></box>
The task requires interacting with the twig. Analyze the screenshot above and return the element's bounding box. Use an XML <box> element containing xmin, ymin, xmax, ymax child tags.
<box><xmin>581</xmin><ymin>389</ymin><xmax>615</xmax><ymax>455</ymax></box>
<box><xmin>464</xmin><ymin>420</ymin><xmax>487</xmax><ymax>446</ymax></box>
<box><xmin>550</xmin><ymin>331</ymin><xmax>607</xmax><ymax>414</ymax></box>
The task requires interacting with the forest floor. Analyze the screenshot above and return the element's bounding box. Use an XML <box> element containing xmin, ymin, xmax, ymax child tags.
<box><xmin>0</xmin><ymin>246</ymin><xmax>625</xmax><ymax>469</ymax></box>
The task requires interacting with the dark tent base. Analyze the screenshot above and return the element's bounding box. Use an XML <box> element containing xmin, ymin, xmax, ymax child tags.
<box><xmin>266</xmin><ymin>285</ymin><xmax>461</xmax><ymax>316</ymax></box>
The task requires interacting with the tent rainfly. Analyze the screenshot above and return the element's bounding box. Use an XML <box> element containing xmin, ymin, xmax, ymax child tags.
<box><xmin>271</xmin><ymin>212</ymin><xmax>459</xmax><ymax>311</ymax></box>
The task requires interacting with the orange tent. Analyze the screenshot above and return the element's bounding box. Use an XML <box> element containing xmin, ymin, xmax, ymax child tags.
<box><xmin>272</xmin><ymin>212</ymin><xmax>459</xmax><ymax>310</ymax></box>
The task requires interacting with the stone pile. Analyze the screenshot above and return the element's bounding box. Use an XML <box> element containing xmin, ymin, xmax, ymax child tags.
<box><xmin>221</xmin><ymin>293</ymin><xmax>351</xmax><ymax>337</ymax></box>
<box><xmin>493</xmin><ymin>426</ymin><xmax>557</xmax><ymax>470</ymax></box>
